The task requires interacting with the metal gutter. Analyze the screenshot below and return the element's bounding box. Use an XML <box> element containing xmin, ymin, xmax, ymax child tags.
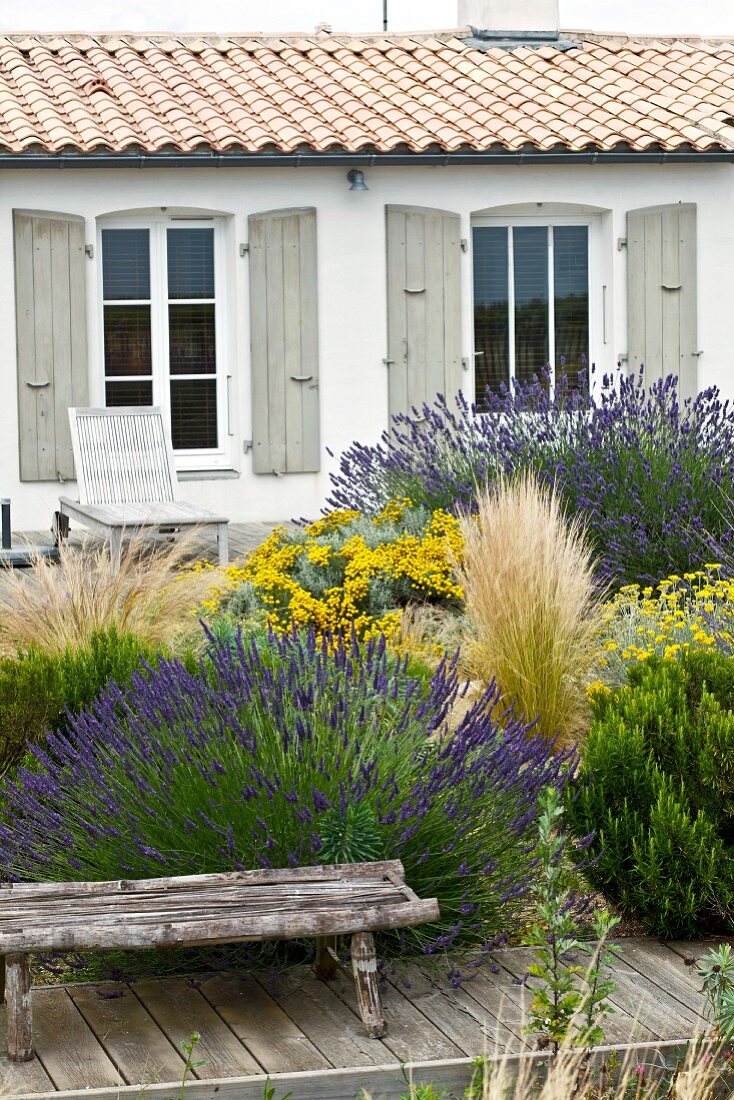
<box><xmin>0</xmin><ymin>150</ymin><xmax>732</xmax><ymax>168</ymax></box>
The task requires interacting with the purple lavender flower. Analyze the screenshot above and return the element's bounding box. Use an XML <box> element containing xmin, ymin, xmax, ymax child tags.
<box><xmin>326</xmin><ymin>368</ymin><xmax>734</xmax><ymax>585</ymax></box>
<box><xmin>0</xmin><ymin>629</ymin><xmax>575</xmax><ymax>964</ymax></box>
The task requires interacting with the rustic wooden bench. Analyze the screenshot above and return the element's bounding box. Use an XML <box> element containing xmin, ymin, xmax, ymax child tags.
<box><xmin>0</xmin><ymin>860</ymin><xmax>439</xmax><ymax>1062</ymax></box>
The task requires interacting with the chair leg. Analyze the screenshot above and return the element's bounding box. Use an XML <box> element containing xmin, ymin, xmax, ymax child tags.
<box><xmin>314</xmin><ymin>936</ymin><xmax>339</xmax><ymax>981</ymax></box>
<box><xmin>52</xmin><ymin>510</ymin><xmax>70</xmax><ymax>546</ymax></box>
<box><xmin>108</xmin><ymin>529</ymin><xmax>123</xmax><ymax>575</ymax></box>
<box><xmin>216</xmin><ymin>524</ymin><xmax>229</xmax><ymax>566</ymax></box>
<box><xmin>351</xmin><ymin>932</ymin><xmax>386</xmax><ymax>1038</ymax></box>
<box><xmin>6</xmin><ymin>953</ymin><xmax>32</xmax><ymax>1062</ymax></box>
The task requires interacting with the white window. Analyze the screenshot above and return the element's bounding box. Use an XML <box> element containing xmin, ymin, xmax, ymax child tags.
<box><xmin>472</xmin><ymin>216</ymin><xmax>598</xmax><ymax>406</ymax></box>
<box><xmin>99</xmin><ymin>217</ymin><xmax>229</xmax><ymax>469</ymax></box>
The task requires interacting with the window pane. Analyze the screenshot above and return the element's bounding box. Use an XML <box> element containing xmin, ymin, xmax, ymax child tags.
<box><xmin>167</xmin><ymin>228</ymin><xmax>215</xmax><ymax>299</ymax></box>
<box><xmin>168</xmin><ymin>304</ymin><xmax>216</xmax><ymax>375</ymax></box>
<box><xmin>104</xmin><ymin>305</ymin><xmax>152</xmax><ymax>377</ymax></box>
<box><xmin>554</xmin><ymin>226</ymin><xmax>589</xmax><ymax>388</ymax></box>
<box><xmin>102</xmin><ymin>229</ymin><xmax>150</xmax><ymax>300</ymax></box>
<box><xmin>513</xmin><ymin>226</ymin><xmax>549</xmax><ymax>385</ymax></box>
<box><xmin>472</xmin><ymin>227</ymin><xmax>509</xmax><ymax>404</ymax></box>
<box><xmin>170</xmin><ymin>379</ymin><xmax>218</xmax><ymax>449</ymax></box>
<box><xmin>105</xmin><ymin>379</ymin><xmax>153</xmax><ymax>406</ymax></box>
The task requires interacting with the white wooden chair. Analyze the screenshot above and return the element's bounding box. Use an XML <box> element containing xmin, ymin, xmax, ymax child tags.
<box><xmin>58</xmin><ymin>407</ymin><xmax>229</xmax><ymax>567</ymax></box>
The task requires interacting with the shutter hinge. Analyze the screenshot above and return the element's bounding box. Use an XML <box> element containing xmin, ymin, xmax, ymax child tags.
<box><xmin>239</xmin><ymin>243</ymin><xmax>249</xmax><ymax>257</ymax></box>
<box><xmin>692</xmin><ymin>350</ymin><xmax>704</xmax><ymax>358</ymax></box>
<box><xmin>461</xmin><ymin>357</ymin><xmax>470</xmax><ymax>371</ymax></box>
<box><xmin>243</xmin><ymin>439</ymin><xmax>253</xmax><ymax>453</ymax></box>
<box><xmin>460</xmin><ymin>238</ymin><xmax>468</xmax><ymax>252</ymax></box>
<box><xmin>617</xmin><ymin>237</ymin><xmax>627</xmax><ymax>250</ymax></box>
<box><xmin>618</xmin><ymin>353</ymin><xmax>629</xmax><ymax>364</ymax></box>
<box><xmin>85</xmin><ymin>244</ymin><xmax>94</xmax><ymax>258</ymax></box>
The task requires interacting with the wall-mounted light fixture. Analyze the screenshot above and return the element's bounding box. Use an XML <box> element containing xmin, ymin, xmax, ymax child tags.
<box><xmin>347</xmin><ymin>169</ymin><xmax>369</xmax><ymax>191</ymax></box>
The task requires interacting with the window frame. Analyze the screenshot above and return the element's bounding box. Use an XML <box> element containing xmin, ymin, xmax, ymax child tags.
<box><xmin>470</xmin><ymin>214</ymin><xmax>601</xmax><ymax>399</ymax></box>
<box><xmin>97</xmin><ymin>215</ymin><xmax>230</xmax><ymax>471</ymax></box>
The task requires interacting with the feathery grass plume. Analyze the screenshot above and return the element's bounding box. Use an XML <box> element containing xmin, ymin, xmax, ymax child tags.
<box><xmin>365</xmin><ymin>1038</ymin><xmax>728</xmax><ymax>1099</ymax></box>
<box><xmin>0</xmin><ymin>530</ymin><xmax>214</xmax><ymax>657</ymax></box>
<box><xmin>457</xmin><ymin>473</ymin><xmax>605</xmax><ymax>745</ymax></box>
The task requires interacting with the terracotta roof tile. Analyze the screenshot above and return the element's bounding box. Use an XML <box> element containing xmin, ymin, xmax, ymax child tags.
<box><xmin>0</xmin><ymin>29</ymin><xmax>731</xmax><ymax>155</ymax></box>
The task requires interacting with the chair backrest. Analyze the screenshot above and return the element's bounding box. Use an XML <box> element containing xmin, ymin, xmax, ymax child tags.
<box><xmin>68</xmin><ymin>407</ymin><xmax>179</xmax><ymax>505</ymax></box>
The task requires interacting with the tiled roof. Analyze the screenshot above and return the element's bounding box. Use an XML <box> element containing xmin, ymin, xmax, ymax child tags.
<box><xmin>0</xmin><ymin>29</ymin><xmax>733</xmax><ymax>156</ymax></box>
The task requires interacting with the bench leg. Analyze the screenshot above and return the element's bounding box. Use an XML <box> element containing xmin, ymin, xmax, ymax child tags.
<box><xmin>216</xmin><ymin>524</ymin><xmax>229</xmax><ymax>566</ymax></box>
<box><xmin>351</xmin><ymin>932</ymin><xmax>386</xmax><ymax>1038</ymax></box>
<box><xmin>314</xmin><ymin>936</ymin><xmax>339</xmax><ymax>981</ymax></box>
<box><xmin>6</xmin><ymin>953</ymin><xmax>32</xmax><ymax>1062</ymax></box>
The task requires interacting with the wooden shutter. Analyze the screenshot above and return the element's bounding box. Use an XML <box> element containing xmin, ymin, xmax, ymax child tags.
<box><xmin>385</xmin><ymin>205</ymin><xmax>462</xmax><ymax>422</ymax></box>
<box><xmin>14</xmin><ymin>209</ymin><xmax>88</xmax><ymax>482</ymax></box>
<box><xmin>248</xmin><ymin>207</ymin><xmax>320</xmax><ymax>475</ymax></box>
<box><xmin>626</xmin><ymin>203</ymin><xmax>697</xmax><ymax>401</ymax></box>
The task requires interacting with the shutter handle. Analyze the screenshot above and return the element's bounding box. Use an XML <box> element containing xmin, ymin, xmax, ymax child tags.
<box><xmin>404</xmin><ymin>287</ymin><xmax>426</xmax><ymax>294</ymax></box>
<box><xmin>661</xmin><ymin>283</ymin><xmax>681</xmax><ymax>291</ymax></box>
<box><xmin>25</xmin><ymin>379</ymin><xmax>50</xmax><ymax>388</ymax></box>
<box><xmin>289</xmin><ymin>374</ymin><xmax>313</xmax><ymax>382</ymax></box>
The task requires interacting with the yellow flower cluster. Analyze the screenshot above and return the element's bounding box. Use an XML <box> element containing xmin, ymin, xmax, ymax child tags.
<box><xmin>205</xmin><ymin>500</ymin><xmax>464</xmax><ymax>641</ymax></box>
<box><xmin>597</xmin><ymin>566</ymin><xmax>734</xmax><ymax>676</ymax></box>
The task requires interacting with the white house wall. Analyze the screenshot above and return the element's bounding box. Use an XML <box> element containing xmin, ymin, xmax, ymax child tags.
<box><xmin>0</xmin><ymin>162</ymin><xmax>731</xmax><ymax>530</ymax></box>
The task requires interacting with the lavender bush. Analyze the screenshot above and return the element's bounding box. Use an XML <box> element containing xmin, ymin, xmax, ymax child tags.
<box><xmin>327</xmin><ymin>370</ymin><xmax>734</xmax><ymax>585</ymax></box>
<box><xmin>0</xmin><ymin>630</ymin><xmax>574</xmax><ymax>956</ymax></box>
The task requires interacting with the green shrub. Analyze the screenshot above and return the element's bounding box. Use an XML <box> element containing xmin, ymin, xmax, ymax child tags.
<box><xmin>569</xmin><ymin>650</ymin><xmax>734</xmax><ymax>936</ymax></box>
<box><xmin>0</xmin><ymin>629</ymin><xmax>159</xmax><ymax>774</ymax></box>
<box><xmin>0</xmin><ymin>632</ymin><xmax>575</xmax><ymax>961</ymax></box>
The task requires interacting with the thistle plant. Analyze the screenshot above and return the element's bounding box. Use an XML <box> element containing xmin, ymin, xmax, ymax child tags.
<box><xmin>698</xmin><ymin>944</ymin><xmax>734</xmax><ymax>1039</ymax></box>
<box><xmin>327</xmin><ymin>370</ymin><xmax>734</xmax><ymax>586</ymax></box>
<box><xmin>525</xmin><ymin>786</ymin><xmax>619</xmax><ymax>1052</ymax></box>
<box><xmin>0</xmin><ymin>629</ymin><xmax>576</xmax><ymax>961</ymax></box>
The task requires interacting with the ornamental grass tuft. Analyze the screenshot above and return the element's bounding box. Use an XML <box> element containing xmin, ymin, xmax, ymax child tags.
<box><xmin>457</xmin><ymin>474</ymin><xmax>604</xmax><ymax>745</ymax></box>
<box><xmin>327</xmin><ymin>370</ymin><xmax>734</xmax><ymax>586</ymax></box>
<box><xmin>0</xmin><ymin>532</ymin><xmax>212</xmax><ymax>658</ymax></box>
<box><xmin>0</xmin><ymin>629</ymin><xmax>575</xmax><ymax>959</ymax></box>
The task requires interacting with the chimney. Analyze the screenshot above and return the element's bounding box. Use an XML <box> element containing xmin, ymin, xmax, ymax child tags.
<box><xmin>458</xmin><ymin>0</ymin><xmax>559</xmax><ymax>33</ymax></box>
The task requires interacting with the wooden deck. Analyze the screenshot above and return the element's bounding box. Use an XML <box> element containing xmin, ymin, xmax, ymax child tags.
<box><xmin>0</xmin><ymin>939</ymin><xmax>716</xmax><ymax>1099</ymax></box>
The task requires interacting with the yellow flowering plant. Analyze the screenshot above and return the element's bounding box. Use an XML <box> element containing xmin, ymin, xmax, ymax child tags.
<box><xmin>594</xmin><ymin>565</ymin><xmax>734</xmax><ymax>687</ymax></box>
<box><xmin>205</xmin><ymin>500</ymin><xmax>464</xmax><ymax>642</ymax></box>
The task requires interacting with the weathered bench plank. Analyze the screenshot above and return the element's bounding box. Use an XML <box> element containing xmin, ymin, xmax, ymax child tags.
<box><xmin>0</xmin><ymin>862</ymin><xmax>439</xmax><ymax>1062</ymax></box>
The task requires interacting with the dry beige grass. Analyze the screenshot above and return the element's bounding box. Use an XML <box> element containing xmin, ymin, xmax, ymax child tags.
<box><xmin>368</xmin><ymin>1039</ymin><xmax>725</xmax><ymax>1099</ymax></box>
<box><xmin>0</xmin><ymin>531</ymin><xmax>216</xmax><ymax>657</ymax></box>
<box><xmin>457</xmin><ymin>473</ymin><xmax>605</xmax><ymax>746</ymax></box>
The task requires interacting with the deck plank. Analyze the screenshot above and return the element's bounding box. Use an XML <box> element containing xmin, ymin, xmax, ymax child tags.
<box><xmin>31</xmin><ymin>988</ymin><xmax>122</xmax><ymax>1092</ymax></box>
<box><xmin>0</xmin><ymin>1003</ymin><xmax>55</xmax><ymax>1095</ymax></box>
<box><xmin>328</xmin><ymin>967</ymin><xmax>465</xmax><ymax>1063</ymax></box>
<box><xmin>131</xmin><ymin>978</ymin><xmax>262</xmax><ymax>1079</ymax></box>
<box><xmin>259</xmin><ymin>967</ymin><xmax>393</xmax><ymax>1068</ymax></box>
<box><xmin>387</xmin><ymin>961</ymin><xmax>518</xmax><ymax>1056</ymax></box>
<box><xmin>198</xmin><ymin>974</ymin><xmax>329</xmax><ymax>1074</ymax></box>
<box><xmin>614</xmin><ymin>940</ymin><xmax>707</xmax><ymax>1024</ymax></box>
<box><xmin>69</xmin><ymin>983</ymin><xmax>186</xmax><ymax>1086</ymax></box>
<box><xmin>448</xmin><ymin>959</ymin><xmax>534</xmax><ymax>1047</ymax></box>
<box><xmin>667</xmin><ymin>938</ymin><xmax>734</xmax><ymax>966</ymax></box>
